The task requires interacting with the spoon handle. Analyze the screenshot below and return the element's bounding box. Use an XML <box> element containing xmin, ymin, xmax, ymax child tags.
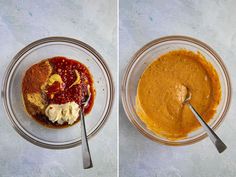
<box><xmin>187</xmin><ymin>103</ymin><xmax>227</xmax><ymax>153</ymax></box>
<box><xmin>80</xmin><ymin>110</ymin><xmax>93</xmax><ymax>169</ymax></box>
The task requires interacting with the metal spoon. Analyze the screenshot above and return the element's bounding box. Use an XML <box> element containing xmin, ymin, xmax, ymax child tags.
<box><xmin>80</xmin><ymin>85</ymin><xmax>93</xmax><ymax>169</ymax></box>
<box><xmin>183</xmin><ymin>88</ymin><xmax>227</xmax><ymax>153</ymax></box>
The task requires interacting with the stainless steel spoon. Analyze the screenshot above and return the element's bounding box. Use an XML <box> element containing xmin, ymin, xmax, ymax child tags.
<box><xmin>80</xmin><ymin>85</ymin><xmax>93</xmax><ymax>169</ymax></box>
<box><xmin>183</xmin><ymin>88</ymin><xmax>227</xmax><ymax>153</ymax></box>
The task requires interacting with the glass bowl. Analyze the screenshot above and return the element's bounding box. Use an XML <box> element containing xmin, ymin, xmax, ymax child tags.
<box><xmin>2</xmin><ymin>37</ymin><xmax>113</xmax><ymax>149</ymax></box>
<box><xmin>121</xmin><ymin>35</ymin><xmax>231</xmax><ymax>146</ymax></box>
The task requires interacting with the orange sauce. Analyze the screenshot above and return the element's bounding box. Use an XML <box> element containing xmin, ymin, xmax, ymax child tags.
<box><xmin>136</xmin><ymin>50</ymin><xmax>221</xmax><ymax>139</ymax></box>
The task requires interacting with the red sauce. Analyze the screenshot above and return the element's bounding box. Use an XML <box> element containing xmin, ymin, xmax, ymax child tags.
<box><xmin>47</xmin><ymin>57</ymin><xmax>94</xmax><ymax>114</ymax></box>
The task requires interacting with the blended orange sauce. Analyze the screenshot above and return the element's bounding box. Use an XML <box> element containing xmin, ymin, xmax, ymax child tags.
<box><xmin>136</xmin><ymin>50</ymin><xmax>221</xmax><ymax>140</ymax></box>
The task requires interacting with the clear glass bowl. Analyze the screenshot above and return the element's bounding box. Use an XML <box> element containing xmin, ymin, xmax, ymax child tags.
<box><xmin>121</xmin><ymin>36</ymin><xmax>231</xmax><ymax>146</ymax></box>
<box><xmin>2</xmin><ymin>37</ymin><xmax>113</xmax><ymax>149</ymax></box>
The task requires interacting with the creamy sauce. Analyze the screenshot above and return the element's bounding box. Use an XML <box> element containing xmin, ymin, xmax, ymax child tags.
<box><xmin>136</xmin><ymin>50</ymin><xmax>221</xmax><ymax>140</ymax></box>
<box><xmin>45</xmin><ymin>102</ymin><xmax>80</xmax><ymax>125</ymax></box>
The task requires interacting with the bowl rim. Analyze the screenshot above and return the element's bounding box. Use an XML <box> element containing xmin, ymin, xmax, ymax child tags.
<box><xmin>121</xmin><ymin>35</ymin><xmax>231</xmax><ymax>146</ymax></box>
<box><xmin>1</xmin><ymin>36</ymin><xmax>114</xmax><ymax>149</ymax></box>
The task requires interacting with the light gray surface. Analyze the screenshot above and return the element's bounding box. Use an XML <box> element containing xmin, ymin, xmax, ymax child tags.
<box><xmin>120</xmin><ymin>0</ymin><xmax>236</xmax><ymax>177</ymax></box>
<box><xmin>0</xmin><ymin>1</ymin><xmax>117</xmax><ymax>177</ymax></box>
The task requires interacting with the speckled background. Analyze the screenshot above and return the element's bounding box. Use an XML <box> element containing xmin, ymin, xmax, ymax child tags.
<box><xmin>0</xmin><ymin>1</ymin><xmax>117</xmax><ymax>177</ymax></box>
<box><xmin>119</xmin><ymin>0</ymin><xmax>236</xmax><ymax>177</ymax></box>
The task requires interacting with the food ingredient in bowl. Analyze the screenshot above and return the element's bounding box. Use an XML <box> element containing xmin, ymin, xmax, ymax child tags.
<box><xmin>27</xmin><ymin>93</ymin><xmax>45</xmax><ymax>109</ymax></box>
<box><xmin>48</xmin><ymin>74</ymin><xmax>63</xmax><ymax>86</ymax></box>
<box><xmin>45</xmin><ymin>101</ymin><xmax>80</xmax><ymax>125</ymax></box>
<box><xmin>136</xmin><ymin>49</ymin><xmax>221</xmax><ymax>140</ymax></box>
<box><xmin>22</xmin><ymin>56</ymin><xmax>95</xmax><ymax>128</ymax></box>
